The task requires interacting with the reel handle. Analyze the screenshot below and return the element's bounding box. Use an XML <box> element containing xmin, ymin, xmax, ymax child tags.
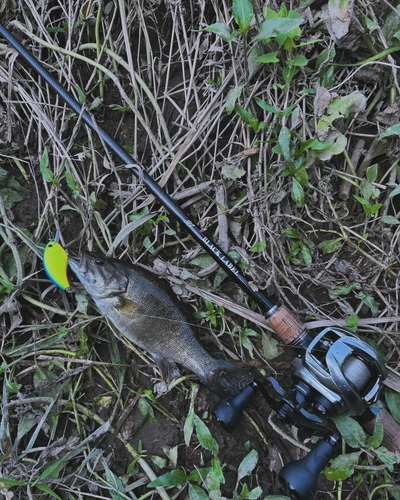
<box><xmin>279</xmin><ymin>436</ymin><xmax>338</xmax><ymax>500</ymax></box>
<box><xmin>213</xmin><ymin>383</ymin><xmax>257</xmax><ymax>430</ymax></box>
<box><xmin>361</xmin><ymin>408</ymin><xmax>400</xmax><ymax>453</ymax></box>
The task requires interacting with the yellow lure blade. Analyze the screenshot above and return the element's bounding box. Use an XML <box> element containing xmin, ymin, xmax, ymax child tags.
<box><xmin>43</xmin><ymin>241</ymin><xmax>70</xmax><ymax>290</ymax></box>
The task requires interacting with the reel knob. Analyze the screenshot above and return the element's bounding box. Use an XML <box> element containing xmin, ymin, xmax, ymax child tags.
<box><xmin>213</xmin><ymin>382</ymin><xmax>257</xmax><ymax>430</ymax></box>
<box><xmin>279</xmin><ymin>436</ymin><xmax>338</xmax><ymax>500</ymax></box>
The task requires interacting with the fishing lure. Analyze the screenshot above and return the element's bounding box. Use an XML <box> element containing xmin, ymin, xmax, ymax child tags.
<box><xmin>43</xmin><ymin>241</ymin><xmax>70</xmax><ymax>290</ymax></box>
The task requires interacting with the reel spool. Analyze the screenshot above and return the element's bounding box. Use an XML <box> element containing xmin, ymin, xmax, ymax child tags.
<box><xmin>214</xmin><ymin>327</ymin><xmax>387</xmax><ymax>500</ymax></box>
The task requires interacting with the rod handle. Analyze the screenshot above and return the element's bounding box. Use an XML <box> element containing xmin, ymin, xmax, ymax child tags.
<box><xmin>266</xmin><ymin>305</ymin><xmax>306</xmax><ymax>345</ymax></box>
<box><xmin>361</xmin><ymin>408</ymin><xmax>400</xmax><ymax>453</ymax></box>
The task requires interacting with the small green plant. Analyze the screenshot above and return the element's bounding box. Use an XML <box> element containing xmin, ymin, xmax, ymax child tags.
<box><xmin>195</xmin><ymin>299</ymin><xmax>225</xmax><ymax>328</ymax></box>
<box><xmin>330</xmin><ymin>282</ymin><xmax>379</xmax><ymax>317</ymax></box>
<box><xmin>353</xmin><ymin>164</ymin><xmax>382</xmax><ymax>216</ymax></box>
<box><xmin>324</xmin><ymin>413</ymin><xmax>400</xmax><ymax>499</ymax></box>
<box><xmin>282</xmin><ymin>228</ymin><xmax>313</xmax><ymax>266</ymax></box>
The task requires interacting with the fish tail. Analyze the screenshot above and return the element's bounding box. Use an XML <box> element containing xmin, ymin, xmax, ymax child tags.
<box><xmin>201</xmin><ymin>360</ymin><xmax>253</xmax><ymax>400</ymax></box>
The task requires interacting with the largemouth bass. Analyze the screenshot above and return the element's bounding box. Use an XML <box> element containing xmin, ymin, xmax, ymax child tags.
<box><xmin>69</xmin><ymin>253</ymin><xmax>253</xmax><ymax>399</ymax></box>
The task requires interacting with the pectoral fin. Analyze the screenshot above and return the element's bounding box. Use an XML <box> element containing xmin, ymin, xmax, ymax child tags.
<box><xmin>114</xmin><ymin>297</ymin><xmax>140</xmax><ymax>316</ymax></box>
<box><xmin>153</xmin><ymin>355</ymin><xmax>181</xmax><ymax>382</ymax></box>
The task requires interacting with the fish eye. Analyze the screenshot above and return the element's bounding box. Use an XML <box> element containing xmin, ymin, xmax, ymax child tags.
<box><xmin>95</xmin><ymin>258</ymin><xmax>105</xmax><ymax>265</ymax></box>
<box><xmin>48</xmin><ymin>244</ymin><xmax>53</xmax><ymax>247</ymax></box>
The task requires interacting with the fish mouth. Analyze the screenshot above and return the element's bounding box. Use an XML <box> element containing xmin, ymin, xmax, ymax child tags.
<box><xmin>68</xmin><ymin>253</ymin><xmax>88</xmax><ymax>275</ymax></box>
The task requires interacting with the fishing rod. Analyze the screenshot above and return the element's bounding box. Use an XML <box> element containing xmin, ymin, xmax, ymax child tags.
<box><xmin>1</xmin><ymin>22</ymin><xmax>399</xmax><ymax>500</ymax></box>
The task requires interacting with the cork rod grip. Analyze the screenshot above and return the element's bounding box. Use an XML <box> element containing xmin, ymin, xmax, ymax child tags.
<box><xmin>266</xmin><ymin>305</ymin><xmax>306</xmax><ymax>345</ymax></box>
<box><xmin>361</xmin><ymin>409</ymin><xmax>400</xmax><ymax>453</ymax></box>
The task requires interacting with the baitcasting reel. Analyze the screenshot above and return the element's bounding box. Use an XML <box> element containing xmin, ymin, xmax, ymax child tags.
<box><xmin>214</xmin><ymin>327</ymin><xmax>387</xmax><ymax>500</ymax></box>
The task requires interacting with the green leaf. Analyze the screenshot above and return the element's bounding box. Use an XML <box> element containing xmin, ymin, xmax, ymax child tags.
<box><xmin>381</xmin><ymin>215</ymin><xmax>400</xmax><ymax>225</ymax></box>
<box><xmin>17</xmin><ymin>417</ymin><xmax>36</xmax><ymax>442</ymax></box>
<box><xmin>287</xmin><ymin>54</ymin><xmax>308</xmax><ymax>66</ymax></box>
<box><xmin>189</xmin><ymin>484</ymin><xmax>209</xmax><ymax>500</ymax></box>
<box><xmin>36</xmin><ymin>458</ymin><xmax>66</xmax><ymax>483</ymax></box>
<box><xmin>385</xmin><ymin>388</ymin><xmax>400</xmax><ymax>423</ymax></box>
<box><xmin>248</xmin><ymin>46</ymin><xmax>263</xmax><ymax>78</ymax></box>
<box><xmin>255</xmin><ymin>98</ymin><xmax>280</xmax><ymax>115</ymax></box>
<box><xmin>256</xmin><ymin>51</ymin><xmax>279</xmax><ymax>63</ymax></box>
<box><xmin>316</xmin><ymin>46</ymin><xmax>335</xmax><ymax>69</ymax></box>
<box><xmin>354</xmin><ymin>195</ymin><xmax>372</xmax><ymax>213</ymax></box>
<box><xmin>187</xmin><ymin>468</ymin><xmax>212</xmax><ymax>483</ymax></box>
<box><xmin>40</xmin><ymin>147</ymin><xmax>53</xmax><ymax>183</ymax></box>
<box><xmin>65</xmin><ymin>172</ymin><xmax>79</xmax><ymax>198</ymax></box>
<box><xmin>282</xmin><ymin>228</ymin><xmax>300</xmax><ymax>239</ymax></box>
<box><xmin>331</xmin><ymin>414</ymin><xmax>366</xmax><ymax>448</ymax></box>
<box><xmin>319</xmin><ymin>238</ymin><xmax>342</xmax><ymax>255</ymax></box>
<box><xmin>363</xmin><ymin>17</ymin><xmax>378</xmax><ymax>32</ymax></box>
<box><xmin>184</xmin><ymin>411</ymin><xmax>194</xmax><ymax>447</ymax></box>
<box><xmin>75</xmin><ymin>84</ymin><xmax>85</xmax><ymax>104</ymax></box>
<box><xmin>360</xmin><ymin>178</ymin><xmax>380</xmax><ymax>200</ymax></box>
<box><xmin>326</xmin><ymin>92</ymin><xmax>367</xmax><ymax>121</ymax></box>
<box><xmin>204</xmin><ymin>470</ymin><xmax>221</xmax><ymax>498</ymax></box>
<box><xmin>367</xmin><ymin>410</ymin><xmax>383</xmax><ymax>449</ymax></box>
<box><xmin>263</xmin><ymin>496</ymin><xmax>291</xmax><ymax>500</ymax></box>
<box><xmin>357</xmin><ymin>291</ymin><xmax>379</xmax><ymax>317</ymax></box>
<box><xmin>324</xmin><ymin>452</ymin><xmax>361</xmax><ymax>481</ymax></box>
<box><xmin>103</xmin><ymin>461</ymin><xmax>126</xmax><ymax>500</ymax></box>
<box><xmin>191</xmin><ymin>255</ymin><xmax>217</xmax><ymax>268</ymax></box>
<box><xmin>346</xmin><ymin>314</ymin><xmax>358</xmax><ymax>332</ymax></box>
<box><xmin>282</xmin><ymin>66</ymin><xmax>299</xmax><ymax>85</ymax></box>
<box><xmin>36</xmin><ymin>484</ymin><xmax>63</xmax><ymax>500</ymax></box>
<box><xmin>389</xmin><ymin>184</ymin><xmax>400</xmax><ymax>197</ymax></box>
<box><xmin>297</xmin><ymin>138</ymin><xmax>329</xmax><ymax>155</ymax></box>
<box><xmin>221</xmin><ymin>164</ymin><xmax>246</xmax><ymax>180</ymax></box>
<box><xmin>194</xmin><ymin>414</ymin><xmax>219</xmax><ymax>455</ymax></box>
<box><xmin>233</xmin><ymin>0</ymin><xmax>254</xmax><ymax>34</ymax></box>
<box><xmin>291</xmin><ymin>178</ymin><xmax>304</xmax><ymax>206</ymax></box>
<box><xmin>379</xmin><ymin>124</ymin><xmax>400</xmax><ymax>140</ymax></box>
<box><xmin>226</xmin><ymin>86</ymin><xmax>243</xmax><ymax>115</ymax></box>
<box><xmin>388</xmin><ymin>486</ymin><xmax>400</xmax><ymax>500</ymax></box>
<box><xmin>366</xmin><ymin>164</ymin><xmax>378</xmax><ymax>183</ymax></box>
<box><xmin>374</xmin><ymin>446</ymin><xmax>398</xmax><ymax>464</ymax></box>
<box><xmin>162</xmin><ymin>445</ymin><xmax>178</xmax><ymax>468</ymax></box>
<box><xmin>0</xmin><ymin>187</ymin><xmax>24</xmax><ymax>209</ymax></box>
<box><xmin>205</xmin><ymin>23</ymin><xmax>235</xmax><ymax>42</ymax></box>
<box><xmin>249</xmin><ymin>240</ymin><xmax>266</xmax><ymax>253</ymax></box>
<box><xmin>301</xmin><ymin>243</ymin><xmax>312</xmax><ymax>265</ymax></box>
<box><xmin>237</xmin><ymin>450</ymin><xmax>258</xmax><ymax>482</ymax></box>
<box><xmin>212</xmin><ymin>458</ymin><xmax>225</xmax><ymax>484</ymax></box>
<box><xmin>0</xmin><ymin>478</ymin><xmax>28</xmax><ymax>486</ymax></box>
<box><xmin>76</xmin><ymin>293</ymin><xmax>89</xmax><ymax>314</ymax></box>
<box><xmin>234</xmin><ymin>105</ymin><xmax>258</xmax><ymax>131</ymax></box>
<box><xmin>254</xmin><ymin>18</ymin><xmax>303</xmax><ymax>41</ymax></box>
<box><xmin>148</xmin><ymin>469</ymin><xmax>187</xmax><ymax>487</ymax></box>
<box><xmin>313</xmin><ymin>131</ymin><xmax>346</xmax><ymax>161</ymax></box>
<box><xmin>150</xmin><ymin>455</ymin><xmax>167</xmax><ymax>470</ymax></box>
<box><xmin>143</xmin><ymin>236</ymin><xmax>155</xmax><ymax>254</ymax></box>
<box><xmin>138</xmin><ymin>398</ymin><xmax>157</xmax><ymax>423</ymax></box>
<box><xmin>241</xmin><ymin>484</ymin><xmax>250</xmax><ymax>499</ymax></box>
<box><xmin>247</xmin><ymin>486</ymin><xmax>263</xmax><ymax>499</ymax></box>
<box><xmin>295</xmin><ymin>166</ymin><xmax>308</xmax><ymax>186</ymax></box>
<box><xmin>278</xmin><ymin>126</ymin><xmax>291</xmax><ymax>159</ymax></box>
<box><xmin>261</xmin><ymin>333</ymin><xmax>283</xmax><ymax>361</ymax></box>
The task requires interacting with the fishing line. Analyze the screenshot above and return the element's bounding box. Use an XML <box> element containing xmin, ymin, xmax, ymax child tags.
<box><xmin>0</xmin><ymin>22</ymin><xmax>275</xmax><ymax>315</ymax></box>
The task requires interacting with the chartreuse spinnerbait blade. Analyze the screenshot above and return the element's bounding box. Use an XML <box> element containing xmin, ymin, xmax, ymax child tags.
<box><xmin>43</xmin><ymin>241</ymin><xmax>70</xmax><ymax>290</ymax></box>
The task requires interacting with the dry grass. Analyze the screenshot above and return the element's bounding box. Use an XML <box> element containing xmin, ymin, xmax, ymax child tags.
<box><xmin>0</xmin><ymin>0</ymin><xmax>399</xmax><ymax>498</ymax></box>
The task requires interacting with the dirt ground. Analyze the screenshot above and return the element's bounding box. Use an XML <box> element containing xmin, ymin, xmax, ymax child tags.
<box><xmin>0</xmin><ymin>0</ymin><xmax>400</xmax><ymax>499</ymax></box>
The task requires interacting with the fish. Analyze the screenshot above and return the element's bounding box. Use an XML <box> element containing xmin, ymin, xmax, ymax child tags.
<box><xmin>43</xmin><ymin>241</ymin><xmax>70</xmax><ymax>290</ymax></box>
<box><xmin>68</xmin><ymin>253</ymin><xmax>253</xmax><ymax>399</ymax></box>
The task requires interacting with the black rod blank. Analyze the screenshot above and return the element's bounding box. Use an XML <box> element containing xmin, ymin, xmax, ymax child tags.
<box><xmin>0</xmin><ymin>22</ymin><xmax>275</xmax><ymax>313</ymax></box>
